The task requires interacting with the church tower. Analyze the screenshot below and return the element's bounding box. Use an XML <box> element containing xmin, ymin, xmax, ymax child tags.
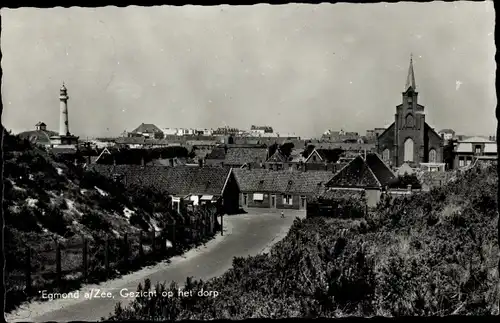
<box><xmin>59</xmin><ymin>82</ymin><xmax>70</xmax><ymax>136</ymax></box>
<box><xmin>393</xmin><ymin>55</ymin><xmax>426</xmax><ymax>167</ymax></box>
<box><xmin>377</xmin><ymin>55</ymin><xmax>444</xmax><ymax>168</ymax></box>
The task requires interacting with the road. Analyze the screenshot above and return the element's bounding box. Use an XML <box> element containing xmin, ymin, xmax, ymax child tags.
<box><xmin>6</xmin><ymin>208</ymin><xmax>305</xmax><ymax>322</ymax></box>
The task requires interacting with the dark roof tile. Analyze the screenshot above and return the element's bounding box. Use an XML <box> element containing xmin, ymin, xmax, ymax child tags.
<box><xmin>233</xmin><ymin>169</ymin><xmax>333</xmax><ymax>195</ymax></box>
<box><xmin>225</xmin><ymin>147</ymin><xmax>268</xmax><ymax>165</ymax></box>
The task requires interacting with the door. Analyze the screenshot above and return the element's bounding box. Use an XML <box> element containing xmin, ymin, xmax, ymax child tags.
<box><xmin>300</xmin><ymin>196</ymin><xmax>307</xmax><ymax>210</ymax></box>
<box><xmin>271</xmin><ymin>195</ymin><xmax>276</xmax><ymax>208</ymax></box>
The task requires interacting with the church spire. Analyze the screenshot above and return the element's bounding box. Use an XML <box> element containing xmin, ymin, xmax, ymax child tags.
<box><xmin>405</xmin><ymin>54</ymin><xmax>416</xmax><ymax>91</ymax></box>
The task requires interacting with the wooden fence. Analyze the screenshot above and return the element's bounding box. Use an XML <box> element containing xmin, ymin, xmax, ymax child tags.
<box><xmin>6</xmin><ymin>211</ymin><xmax>221</xmax><ymax>302</ymax></box>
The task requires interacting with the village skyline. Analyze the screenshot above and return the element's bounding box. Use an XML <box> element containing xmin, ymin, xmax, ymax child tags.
<box><xmin>1</xmin><ymin>2</ymin><xmax>496</xmax><ymax>138</ymax></box>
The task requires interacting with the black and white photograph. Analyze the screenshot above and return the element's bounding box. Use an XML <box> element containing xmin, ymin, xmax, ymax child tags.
<box><xmin>2</xmin><ymin>1</ymin><xmax>498</xmax><ymax>320</ymax></box>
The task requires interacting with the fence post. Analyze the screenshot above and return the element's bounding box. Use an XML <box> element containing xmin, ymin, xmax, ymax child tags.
<box><xmin>56</xmin><ymin>242</ymin><xmax>62</xmax><ymax>290</ymax></box>
<box><xmin>139</xmin><ymin>231</ymin><xmax>144</xmax><ymax>260</ymax></box>
<box><xmin>25</xmin><ymin>247</ymin><xmax>32</xmax><ymax>295</ymax></box>
<box><xmin>104</xmin><ymin>237</ymin><xmax>110</xmax><ymax>278</ymax></box>
<box><xmin>82</xmin><ymin>238</ymin><xmax>88</xmax><ymax>282</ymax></box>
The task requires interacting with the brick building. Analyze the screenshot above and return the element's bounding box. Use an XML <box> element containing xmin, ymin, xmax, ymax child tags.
<box><xmin>454</xmin><ymin>136</ymin><xmax>497</xmax><ymax>169</ymax></box>
<box><xmin>376</xmin><ymin>56</ymin><xmax>444</xmax><ymax>168</ymax></box>
<box><xmin>325</xmin><ymin>153</ymin><xmax>398</xmax><ymax>207</ymax></box>
<box><xmin>233</xmin><ymin>169</ymin><xmax>333</xmax><ymax>210</ymax></box>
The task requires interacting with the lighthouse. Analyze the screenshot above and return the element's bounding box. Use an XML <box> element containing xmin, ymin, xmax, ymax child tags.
<box><xmin>59</xmin><ymin>82</ymin><xmax>70</xmax><ymax>136</ymax></box>
<box><xmin>50</xmin><ymin>82</ymin><xmax>78</xmax><ymax>147</ymax></box>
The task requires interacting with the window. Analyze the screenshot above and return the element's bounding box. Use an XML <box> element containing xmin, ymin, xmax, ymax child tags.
<box><xmin>300</xmin><ymin>196</ymin><xmax>306</xmax><ymax>208</ymax></box>
<box><xmin>283</xmin><ymin>194</ymin><xmax>293</xmax><ymax>205</ymax></box>
<box><xmin>312</xmin><ymin>155</ymin><xmax>317</xmax><ymax>162</ymax></box>
<box><xmin>404</xmin><ymin>138</ymin><xmax>414</xmax><ymax>162</ymax></box>
<box><xmin>429</xmin><ymin>149</ymin><xmax>437</xmax><ymax>163</ymax></box>
<box><xmin>253</xmin><ymin>193</ymin><xmax>264</xmax><ymax>201</ymax></box>
<box><xmin>475</xmin><ymin>145</ymin><xmax>481</xmax><ymax>154</ymax></box>
<box><xmin>243</xmin><ymin>193</ymin><xmax>248</xmax><ymax>206</ymax></box>
<box><xmin>466</xmin><ymin>158</ymin><xmax>472</xmax><ymax>166</ymax></box>
<box><xmin>459</xmin><ymin>157</ymin><xmax>465</xmax><ymax>167</ymax></box>
<box><xmin>383</xmin><ymin>149</ymin><xmax>390</xmax><ymax>161</ymax></box>
<box><xmin>405</xmin><ymin>114</ymin><xmax>414</xmax><ymax>128</ymax></box>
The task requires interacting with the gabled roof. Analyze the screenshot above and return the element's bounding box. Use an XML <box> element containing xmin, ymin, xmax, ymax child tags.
<box><xmin>325</xmin><ymin>153</ymin><xmax>397</xmax><ymax>189</ymax></box>
<box><xmin>87</xmin><ymin>165</ymin><xmax>234</xmax><ymax>196</ymax></box>
<box><xmin>131</xmin><ymin>123</ymin><xmax>162</xmax><ymax>134</ymax></box>
<box><xmin>266</xmin><ymin>149</ymin><xmax>288</xmax><ymax>163</ymax></box>
<box><xmin>233</xmin><ymin>169</ymin><xmax>333</xmax><ymax>195</ymax></box>
<box><xmin>364</xmin><ymin>153</ymin><xmax>398</xmax><ymax>187</ymax></box>
<box><xmin>224</xmin><ymin>147</ymin><xmax>268</xmax><ymax>165</ymax></box>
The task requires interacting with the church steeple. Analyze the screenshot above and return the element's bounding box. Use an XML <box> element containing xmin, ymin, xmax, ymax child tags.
<box><xmin>405</xmin><ymin>54</ymin><xmax>416</xmax><ymax>91</ymax></box>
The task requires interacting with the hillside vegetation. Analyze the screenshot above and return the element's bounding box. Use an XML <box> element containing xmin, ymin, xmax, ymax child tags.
<box><xmin>4</xmin><ymin>134</ymin><xmax>219</xmax><ymax>312</ymax></box>
<box><xmin>108</xmin><ymin>165</ymin><xmax>499</xmax><ymax>319</ymax></box>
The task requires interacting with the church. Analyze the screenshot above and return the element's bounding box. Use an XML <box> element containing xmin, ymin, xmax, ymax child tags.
<box><xmin>376</xmin><ymin>56</ymin><xmax>444</xmax><ymax>168</ymax></box>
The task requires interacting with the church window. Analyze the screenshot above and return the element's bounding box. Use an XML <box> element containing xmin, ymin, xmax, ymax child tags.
<box><xmin>383</xmin><ymin>149</ymin><xmax>390</xmax><ymax>161</ymax></box>
<box><xmin>405</xmin><ymin>114</ymin><xmax>414</xmax><ymax>128</ymax></box>
<box><xmin>429</xmin><ymin>149</ymin><xmax>437</xmax><ymax>163</ymax></box>
<box><xmin>404</xmin><ymin>138</ymin><xmax>414</xmax><ymax>162</ymax></box>
<box><xmin>459</xmin><ymin>157</ymin><xmax>465</xmax><ymax>167</ymax></box>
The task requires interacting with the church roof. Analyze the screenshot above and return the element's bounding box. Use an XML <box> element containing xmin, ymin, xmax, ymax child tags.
<box><xmin>405</xmin><ymin>55</ymin><xmax>416</xmax><ymax>91</ymax></box>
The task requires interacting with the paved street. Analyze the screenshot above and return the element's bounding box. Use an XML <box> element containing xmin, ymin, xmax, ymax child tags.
<box><xmin>7</xmin><ymin>208</ymin><xmax>305</xmax><ymax>322</ymax></box>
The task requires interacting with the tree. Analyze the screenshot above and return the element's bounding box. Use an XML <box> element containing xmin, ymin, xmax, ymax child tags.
<box><xmin>302</xmin><ymin>144</ymin><xmax>315</xmax><ymax>158</ymax></box>
<box><xmin>279</xmin><ymin>142</ymin><xmax>295</xmax><ymax>158</ymax></box>
<box><xmin>443</xmin><ymin>139</ymin><xmax>457</xmax><ymax>170</ymax></box>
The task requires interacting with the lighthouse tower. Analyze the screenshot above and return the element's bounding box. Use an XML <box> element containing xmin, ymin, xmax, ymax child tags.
<box><xmin>50</xmin><ymin>82</ymin><xmax>79</xmax><ymax>147</ymax></box>
<box><xmin>59</xmin><ymin>83</ymin><xmax>70</xmax><ymax>136</ymax></box>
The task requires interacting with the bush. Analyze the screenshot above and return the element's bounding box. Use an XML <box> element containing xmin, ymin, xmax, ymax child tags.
<box><xmin>108</xmin><ymin>165</ymin><xmax>499</xmax><ymax>319</ymax></box>
<box><xmin>81</xmin><ymin>210</ymin><xmax>112</xmax><ymax>232</ymax></box>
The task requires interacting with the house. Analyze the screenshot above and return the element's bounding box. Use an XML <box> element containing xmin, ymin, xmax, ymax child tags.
<box><xmin>205</xmin><ymin>147</ymin><xmax>227</xmax><ymax>166</ymax></box>
<box><xmin>324</xmin><ymin>153</ymin><xmax>398</xmax><ymax>207</ymax></box>
<box><xmin>376</xmin><ymin>56</ymin><xmax>444</xmax><ymax>167</ymax></box>
<box><xmin>86</xmin><ymin>165</ymin><xmax>240</xmax><ymax>215</ymax></box>
<box><xmin>233</xmin><ymin>169</ymin><xmax>334</xmax><ymax>210</ymax></box>
<box><xmin>130</xmin><ymin>123</ymin><xmax>164</xmax><ymax>139</ymax></box>
<box><xmin>224</xmin><ymin>147</ymin><xmax>269</xmax><ymax>168</ymax></box>
<box><xmin>18</xmin><ymin>122</ymin><xmax>59</xmax><ymax>147</ymax></box>
<box><xmin>454</xmin><ymin>136</ymin><xmax>497</xmax><ymax>169</ymax></box>
<box><xmin>264</xmin><ymin>148</ymin><xmax>306</xmax><ymax>171</ymax></box>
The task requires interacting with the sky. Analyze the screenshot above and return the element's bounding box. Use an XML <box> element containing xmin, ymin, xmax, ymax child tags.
<box><xmin>1</xmin><ymin>2</ymin><xmax>496</xmax><ymax>139</ymax></box>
